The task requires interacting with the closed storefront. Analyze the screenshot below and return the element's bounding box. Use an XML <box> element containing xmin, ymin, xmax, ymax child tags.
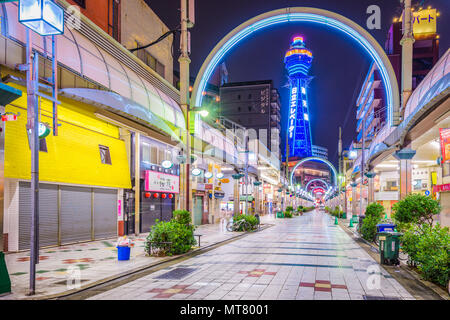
<box><xmin>17</xmin><ymin>182</ymin><xmax>118</xmax><ymax>250</ymax></box>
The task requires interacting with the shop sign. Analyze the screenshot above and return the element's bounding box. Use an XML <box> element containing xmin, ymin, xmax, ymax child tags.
<box><xmin>412</xmin><ymin>9</ymin><xmax>437</xmax><ymax>35</ymax></box>
<box><xmin>196</xmin><ymin>183</ymin><xmax>205</xmax><ymax>191</ymax></box>
<box><xmin>145</xmin><ymin>170</ymin><xmax>179</xmax><ymax>194</ymax></box>
<box><xmin>205</xmin><ymin>183</ymin><xmax>213</xmax><ymax>190</ymax></box>
<box><xmin>439</xmin><ymin>128</ymin><xmax>450</xmax><ymax>163</ymax></box>
<box><xmin>433</xmin><ymin>183</ymin><xmax>450</xmax><ymax>193</ymax></box>
<box><xmin>117</xmin><ymin>200</ymin><xmax>122</xmax><ymax>219</ymax></box>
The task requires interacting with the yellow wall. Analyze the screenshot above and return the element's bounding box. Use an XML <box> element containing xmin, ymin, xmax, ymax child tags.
<box><xmin>4</xmin><ymin>84</ymin><xmax>131</xmax><ymax>189</ymax></box>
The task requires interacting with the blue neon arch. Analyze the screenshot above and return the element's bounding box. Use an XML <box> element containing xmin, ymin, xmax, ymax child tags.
<box><xmin>289</xmin><ymin>156</ymin><xmax>338</xmax><ymax>188</ymax></box>
<box><xmin>192</xmin><ymin>7</ymin><xmax>400</xmax><ymax>126</ymax></box>
<box><xmin>305</xmin><ymin>178</ymin><xmax>330</xmax><ymax>191</ymax></box>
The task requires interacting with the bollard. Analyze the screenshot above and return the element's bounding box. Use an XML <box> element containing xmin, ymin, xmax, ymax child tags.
<box><xmin>334</xmin><ymin>217</ymin><xmax>338</xmax><ymax>225</ymax></box>
<box><xmin>349</xmin><ymin>219</ymin><xmax>353</xmax><ymax>228</ymax></box>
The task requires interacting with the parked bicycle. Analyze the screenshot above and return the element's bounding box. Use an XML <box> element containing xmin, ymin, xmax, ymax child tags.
<box><xmin>226</xmin><ymin>219</ymin><xmax>253</xmax><ymax>232</ymax></box>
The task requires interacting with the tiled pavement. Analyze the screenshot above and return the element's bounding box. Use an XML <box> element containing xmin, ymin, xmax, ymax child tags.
<box><xmin>88</xmin><ymin>210</ymin><xmax>415</xmax><ymax>300</ymax></box>
<box><xmin>1</xmin><ymin>221</ymin><xmax>251</xmax><ymax>299</ymax></box>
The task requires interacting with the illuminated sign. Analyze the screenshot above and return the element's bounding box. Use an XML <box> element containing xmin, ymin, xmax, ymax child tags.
<box><xmin>288</xmin><ymin>86</ymin><xmax>298</xmax><ymax>139</ymax></box>
<box><xmin>412</xmin><ymin>9</ymin><xmax>437</xmax><ymax>36</ymax></box>
<box><xmin>145</xmin><ymin>170</ymin><xmax>179</xmax><ymax>194</ymax></box>
<box><xmin>439</xmin><ymin>128</ymin><xmax>450</xmax><ymax>163</ymax></box>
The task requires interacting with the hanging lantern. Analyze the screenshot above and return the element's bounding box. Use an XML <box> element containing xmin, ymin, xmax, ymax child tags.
<box><xmin>168</xmin><ymin>194</ymin><xmax>174</xmax><ymax>199</ymax></box>
<box><xmin>161</xmin><ymin>194</ymin><xmax>167</xmax><ymax>199</ymax></box>
<box><xmin>144</xmin><ymin>192</ymin><xmax>151</xmax><ymax>198</ymax></box>
<box><xmin>153</xmin><ymin>193</ymin><xmax>159</xmax><ymax>198</ymax></box>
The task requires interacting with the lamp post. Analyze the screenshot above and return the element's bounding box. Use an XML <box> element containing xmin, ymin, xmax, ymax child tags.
<box><xmin>18</xmin><ymin>0</ymin><xmax>64</xmax><ymax>296</ymax></box>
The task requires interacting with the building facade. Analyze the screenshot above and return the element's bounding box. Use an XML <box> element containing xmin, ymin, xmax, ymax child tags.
<box><xmin>0</xmin><ymin>0</ymin><xmax>185</xmax><ymax>251</ymax></box>
<box><xmin>219</xmin><ymin>80</ymin><xmax>281</xmax><ymax>156</ymax></box>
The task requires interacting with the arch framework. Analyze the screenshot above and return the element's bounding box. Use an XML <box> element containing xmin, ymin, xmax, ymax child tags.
<box><xmin>192</xmin><ymin>7</ymin><xmax>400</xmax><ymax>126</ymax></box>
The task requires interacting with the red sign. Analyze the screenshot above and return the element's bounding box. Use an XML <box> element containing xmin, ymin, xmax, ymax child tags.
<box><xmin>433</xmin><ymin>184</ymin><xmax>450</xmax><ymax>193</ymax></box>
<box><xmin>205</xmin><ymin>183</ymin><xmax>213</xmax><ymax>190</ymax></box>
<box><xmin>439</xmin><ymin>128</ymin><xmax>450</xmax><ymax>162</ymax></box>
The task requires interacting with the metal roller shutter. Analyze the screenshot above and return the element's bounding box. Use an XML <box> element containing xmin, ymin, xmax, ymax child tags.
<box><xmin>60</xmin><ymin>186</ymin><xmax>92</xmax><ymax>244</ymax></box>
<box><xmin>93</xmin><ymin>188</ymin><xmax>117</xmax><ymax>239</ymax></box>
<box><xmin>18</xmin><ymin>182</ymin><xmax>58</xmax><ymax>250</ymax></box>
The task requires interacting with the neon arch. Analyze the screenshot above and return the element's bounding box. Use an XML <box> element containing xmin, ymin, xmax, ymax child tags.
<box><xmin>305</xmin><ymin>178</ymin><xmax>330</xmax><ymax>191</ymax></box>
<box><xmin>192</xmin><ymin>7</ymin><xmax>400</xmax><ymax>126</ymax></box>
<box><xmin>289</xmin><ymin>156</ymin><xmax>338</xmax><ymax>188</ymax></box>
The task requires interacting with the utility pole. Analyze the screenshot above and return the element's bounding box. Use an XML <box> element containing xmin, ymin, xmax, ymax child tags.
<box><xmin>244</xmin><ymin>129</ymin><xmax>249</xmax><ymax>215</ymax></box>
<box><xmin>400</xmin><ymin>0</ymin><xmax>415</xmax><ymax>111</ymax></box>
<box><xmin>338</xmin><ymin>126</ymin><xmax>342</xmax><ymax>211</ymax></box>
<box><xmin>360</xmin><ymin>117</ymin><xmax>366</xmax><ymax>217</ymax></box>
<box><xmin>179</xmin><ymin>0</ymin><xmax>194</xmax><ymax>213</ymax></box>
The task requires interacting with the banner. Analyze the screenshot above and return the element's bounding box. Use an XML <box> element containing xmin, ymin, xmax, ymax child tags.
<box><xmin>439</xmin><ymin>128</ymin><xmax>450</xmax><ymax>162</ymax></box>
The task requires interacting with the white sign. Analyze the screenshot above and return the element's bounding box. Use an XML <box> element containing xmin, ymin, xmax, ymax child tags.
<box><xmin>145</xmin><ymin>170</ymin><xmax>179</xmax><ymax>193</ymax></box>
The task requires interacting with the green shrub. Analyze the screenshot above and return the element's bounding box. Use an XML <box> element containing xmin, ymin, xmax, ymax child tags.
<box><xmin>360</xmin><ymin>203</ymin><xmax>384</xmax><ymax>242</ymax></box>
<box><xmin>284</xmin><ymin>211</ymin><xmax>293</xmax><ymax>218</ymax></box>
<box><xmin>365</xmin><ymin>202</ymin><xmax>385</xmax><ymax>219</ymax></box>
<box><xmin>392</xmin><ymin>194</ymin><xmax>440</xmax><ymax>227</ymax></box>
<box><xmin>173</xmin><ymin>209</ymin><xmax>191</xmax><ymax>225</ymax></box>
<box><xmin>145</xmin><ymin>210</ymin><xmax>196</xmax><ymax>256</ymax></box>
<box><xmin>402</xmin><ymin>223</ymin><xmax>449</xmax><ymax>287</ymax></box>
<box><xmin>297</xmin><ymin>206</ymin><xmax>304</xmax><ymax>212</ymax></box>
<box><xmin>285</xmin><ymin>206</ymin><xmax>294</xmax><ymax>212</ymax></box>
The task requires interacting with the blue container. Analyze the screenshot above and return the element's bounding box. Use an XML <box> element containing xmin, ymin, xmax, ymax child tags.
<box><xmin>376</xmin><ymin>223</ymin><xmax>396</xmax><ymax>233</ymax></box>
<box><xmin>117</xmin><ymin>246</ymin><xmax>131</xmax><ymax>261</ymax></box>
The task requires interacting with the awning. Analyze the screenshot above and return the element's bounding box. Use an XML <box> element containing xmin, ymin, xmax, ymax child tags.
<box><xmin>60</xmin><ymin>88</ymin><xmax>183</xmax><ymax>145</ymax></box>
<box><xmin>0</xmin><ymin>82</ymin><xmax>22</xmax><ymax>105</ymax></box>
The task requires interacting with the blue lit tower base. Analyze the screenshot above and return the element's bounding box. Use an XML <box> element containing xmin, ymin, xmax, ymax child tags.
<box><xmin>285</xmin><ymin>36</ymin><xmax>313</xmax><ymax>158</ymax></box>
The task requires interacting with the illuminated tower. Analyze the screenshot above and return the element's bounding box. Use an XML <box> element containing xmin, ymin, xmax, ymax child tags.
<box><xmin>285</xmin><ymin>35</ymin><xmax>313</xmax><ymax>158</ymax></box>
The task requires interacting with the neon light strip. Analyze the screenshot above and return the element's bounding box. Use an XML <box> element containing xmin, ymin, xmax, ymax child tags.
<box><xmin>195</xmin><ymin>12</ymin><xmax>393</xmax><ymax>126</ymax></box>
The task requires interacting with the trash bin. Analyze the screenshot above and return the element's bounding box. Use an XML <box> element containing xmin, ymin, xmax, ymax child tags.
<box><xmin>117</xmin><ymin>246</ymin><xmax>131</xmax><ymax>261</ymax></box>
<box><xmin>376</xmin><ymin>231</ymin><xmax>402</xmax><ymax>265</ymax></box>
<box><xmin>376</xmin><ymin>223</ymin><xmax>396</xmax><ymax>233</ymax></box>
<box><xmin>277</xmin><ymin>211</ymin><xmax>284</xmax><ymax>218</ymax></box>
<box><xmin>342</xmin><ymin>212</ymin><xmax>347</xmax><ymax>219</ymax></box>
<box><xmin>0</xmin><ymin>252</ymin><xmax>11</xmax><ymax>294</ymax></box>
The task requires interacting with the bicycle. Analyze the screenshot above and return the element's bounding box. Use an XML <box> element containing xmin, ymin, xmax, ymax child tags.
<box><xmin>226</xmin><ymin>219</ymin><xmax>252</xmax><ymax>232</ymax></box>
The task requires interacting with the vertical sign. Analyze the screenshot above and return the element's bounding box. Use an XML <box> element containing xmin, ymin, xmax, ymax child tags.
<box><xmin>439</xmin><ymin>128</ymin><xmax>450</xmax><ymax>163</ymax></box>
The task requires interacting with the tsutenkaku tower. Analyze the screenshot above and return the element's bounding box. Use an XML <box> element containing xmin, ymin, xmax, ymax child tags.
<box><xmin>285</xmin><ymin>35</ymin><xmax>313</xmax><ymax>158</ymax></box>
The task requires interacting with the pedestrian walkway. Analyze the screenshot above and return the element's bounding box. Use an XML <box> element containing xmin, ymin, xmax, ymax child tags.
<box><xmin>1</xmin><ymin>217</ymin><xmax>271</xmax><ymax>300</ymax></box>
<box><xmin>87</xmin><ymin>210</ymin><xmax>415</xmax><ymax>300</ymax></box>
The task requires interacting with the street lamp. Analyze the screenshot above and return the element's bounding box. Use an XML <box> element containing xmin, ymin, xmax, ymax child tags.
<box><xmin>19</xmin><ymin>0</ymin><xmax>64</xmax><ymax>36</ymax></box>
<box><xmin>19</xmin><ymin>0</ymin><xmax>65</xmax><ymax>296</ymax></box>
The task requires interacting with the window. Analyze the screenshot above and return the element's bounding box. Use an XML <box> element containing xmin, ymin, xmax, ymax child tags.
<box><xmin>142</xmin><ymin>142</ymin><xmax>151</xmax><ymax>163</ymax></box>
<box><xmin>134</xmin><ymin>41</ymin><xmax>165</xmax><ymax>78</ymax></box>
<box><xmin>72</xmin><ymin>0</ymin><xmax>86</xmax><ymax>8</ymax></box>
<box><xmin>99</xmin><ymin>145</ymin><xmax>112</xmax><ymax>165</ymax></box>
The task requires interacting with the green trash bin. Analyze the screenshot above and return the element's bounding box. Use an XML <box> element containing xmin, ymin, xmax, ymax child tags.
<box><xmin>276</xmin><ymin>211</ymin><xmax>284</xmax><ymax>218</ymax></box>
<box><xmin>342</xmin><ymin>212</ymin><xmax>347</xmax><ymax>219</ymax></box>
<box><xmin>0</xmin><ymin>252</ymin><xmax>11</xmax><ymax>295</ymax></box>
<box><xmin>377</xmin><ymin>231</ymin><xmax>402</xmax><ymax>265</ymax></box>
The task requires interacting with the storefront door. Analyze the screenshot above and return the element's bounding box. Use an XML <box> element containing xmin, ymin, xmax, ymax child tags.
<box><xmin>193</xmin><ymin>196</ymin><xmax>203</xmax><ymax>226</ymax></box>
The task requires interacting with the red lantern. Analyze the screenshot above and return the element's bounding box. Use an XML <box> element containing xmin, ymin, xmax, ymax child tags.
<box><xmin>161</xmin><ymin>194</ymin><xmax>167</xmax><ymax>199</ymax></box>
<box><xmin>153</xmin><ymin>193</ymin><xmax>159</xmax><ymax>198</ymax></box>
<box><xmin>144</xmin><ymin>192</ymin><xmax>151</xmax><ymax>198</ymax></box>
<box><xmin>169</xmin><ymin>194</ymin><xmax>174</xmax><ymax>199</ymax></box>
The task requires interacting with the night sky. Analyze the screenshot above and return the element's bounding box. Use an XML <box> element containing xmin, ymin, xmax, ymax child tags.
<box><xmin>146</xmin><ymin>0</ymin><xmax>450</xmax><ymax>167</ymax></box>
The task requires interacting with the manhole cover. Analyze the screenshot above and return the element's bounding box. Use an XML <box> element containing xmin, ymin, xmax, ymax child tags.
<box><xmin>155</xmin><ymin>267</ymin><xmax>196</xmax><ymax>280</ymax></box>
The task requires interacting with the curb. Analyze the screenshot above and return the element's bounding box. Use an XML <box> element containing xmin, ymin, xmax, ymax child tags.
<box><xmin>20</xmin><ymin>223</ymin><xmax>274</xmax><ymax>300</ymax></box>
<box><xmin>338</xmin><ymin>219</ymin><xmax>449</xmax><ymax>300</ymax></box>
